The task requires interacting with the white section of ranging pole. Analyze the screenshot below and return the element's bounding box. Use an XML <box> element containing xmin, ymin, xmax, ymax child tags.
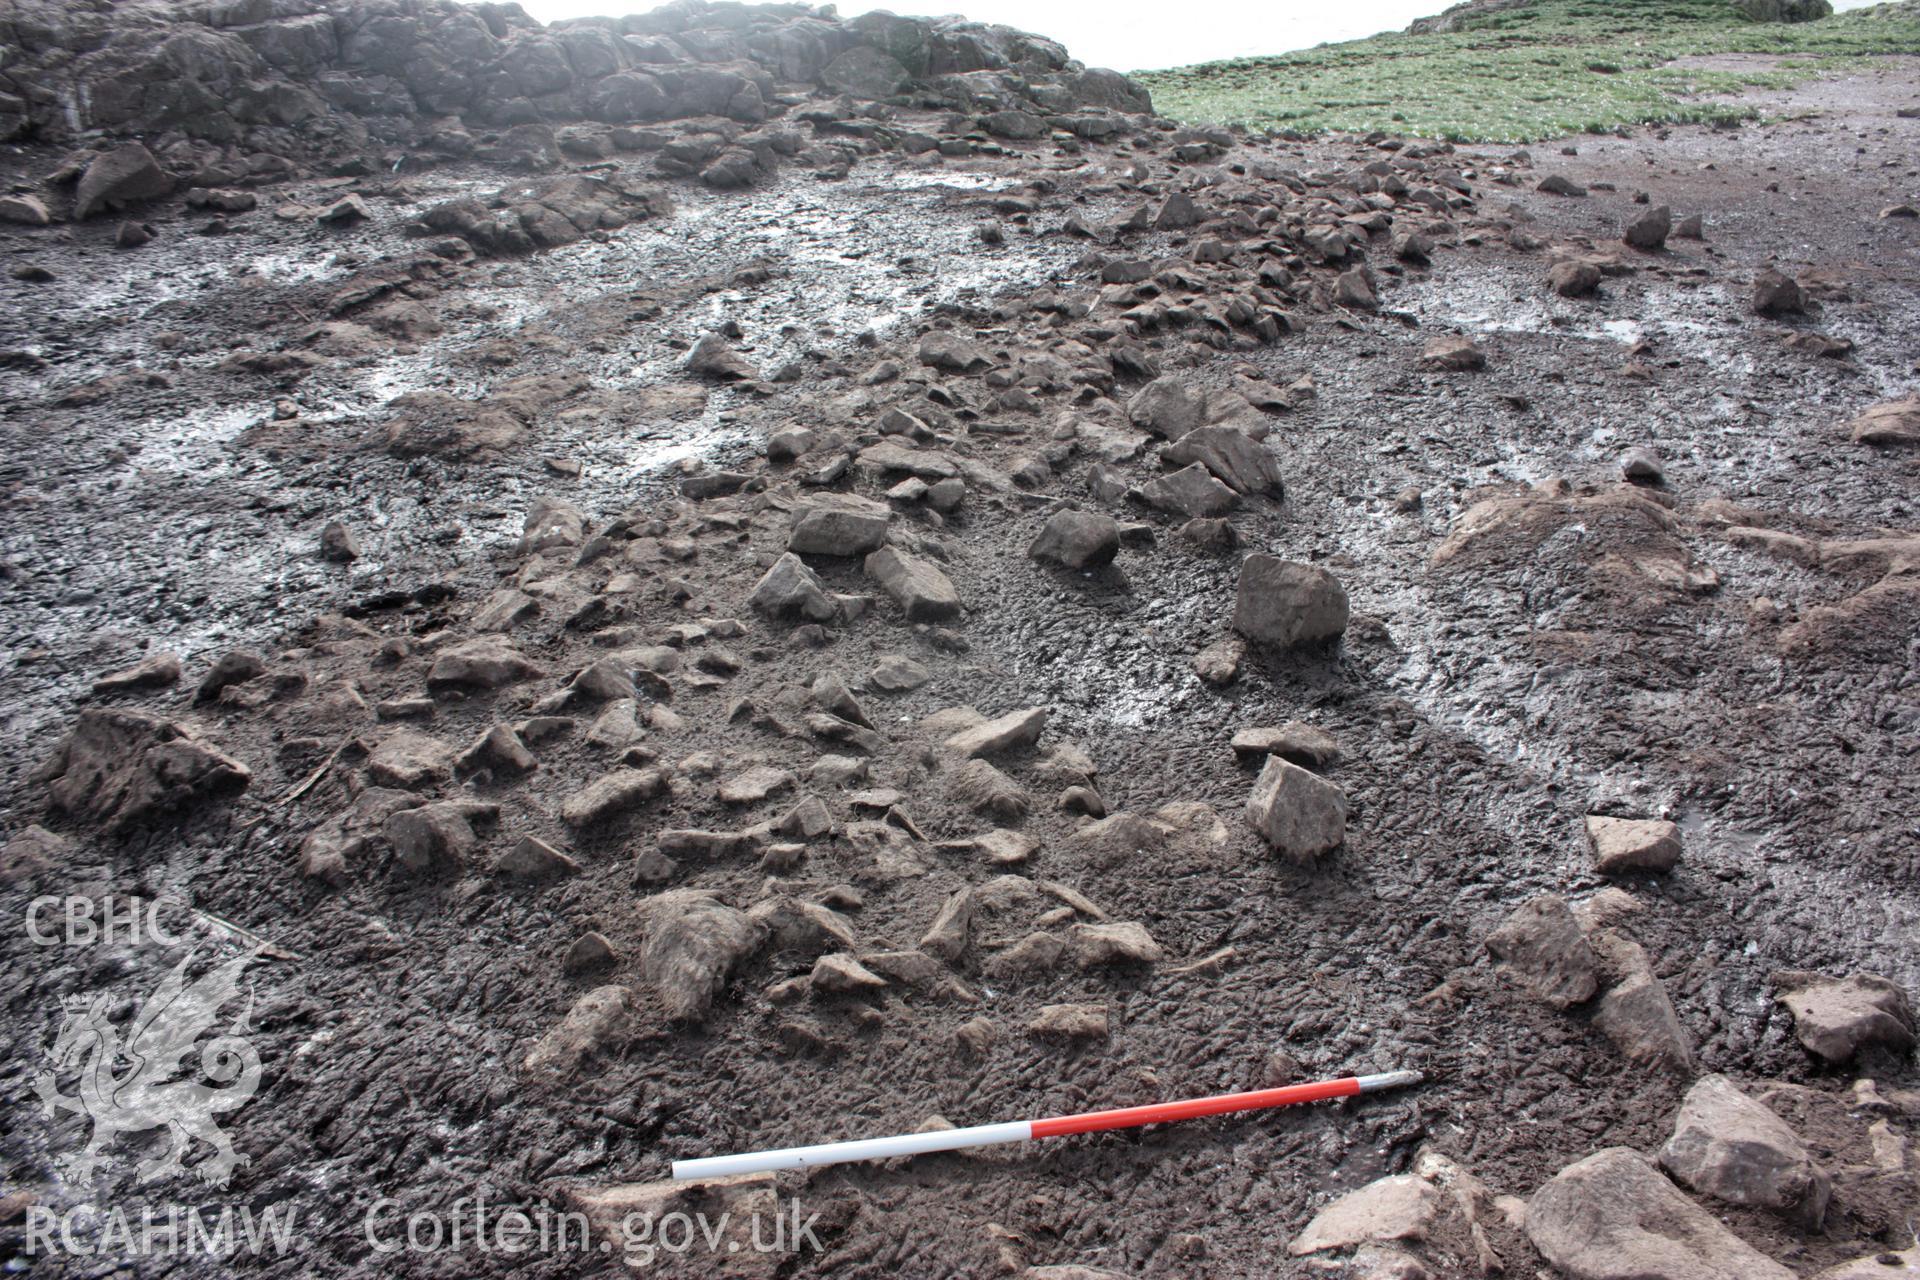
<box><xmin>672</xmin><ymin>1121</ymin><xmax>1033</xmax><ymax>1181</ymax></box>
<box><xmin>1356</xmin><ymin>1070</ymin><xmax>1424</xmax><ymax>1092</ymax></box>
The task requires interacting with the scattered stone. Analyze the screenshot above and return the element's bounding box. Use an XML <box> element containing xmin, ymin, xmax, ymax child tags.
<box><xmin>1486</xmin><ymin>895</ymin><xmax>1601</xmax><ymax>1009</ymax></box>
<box><xmin>1586</xmin><ymin>815</ymin><xmax>1682</xmax><ymax>874</ymax></box>
<box><xmin>1160</xmin><ymin>427</ymin><xmax>1283</xmax><ymax>496</ymax></box>
<box><xmin>1028</xmin><ymin>1002</ymin><xmax>1108</xmax><ymax>1040</ymax></box>
<box><xmin>456</xmin><ymin>724</ymin><xmax>538</xmax><ymax>776</ymax></box>
<box><xmin>1233</xmin><ymin>555</ymin><xmax>1349</xmax><ymax>649</ymax></box>
<box><xmin>864</xmin><ymin>547</ymin><xmax>962</xmax><ymax>621</ymax></box>
<box><xmin>1536</xmin><ymin>174</ymin><xmax>1587</xmax><ymax>196</ymax></box>
<box><xmin>1753</xmin><ymin>269</ymin><xmax>1808</xmax><ymax>316</ymax></box>
<box><xmin>1549</xmin><ymin>260</ymin><xmax>1601</xmax><ymax>297</ymax></box>
<box><xmin>749</xmin><ymin>553</ymin><xmax>838</xmax><ymax>622</ymax></box>
<box><xmin>1</xmin><ymin>825</ymin><xmax>67</xmax><ymax>885</ymax></box>
<box><xmin>366</xmin><ymin>729</ymin><xmax>454</xmax><ymax>790</ymax></box>
<box><xmin>1659</xmin><ymin>1073</ymin><xmax>1830</xmax><ymax>1228</ymax></box>
<box><xmin>635</xmin><ymin>890</ymin><xmax>764</xmax><ymax>1021</ymax></box>
<box><xmin>718</xmin><ymin>765</ymin><xmax>795</xmax><ymax>804</ymax></box>
<box><xmin>917</xmin><ymin>330</ymin><xmax>992</xmax><ymax>373</ymax></box>
<box><xmin>0</xmin><ymin>194</ymin><xmax>51</xmax><ymax>225</ymax></box>
<box><xmin>92</xmin><ymin>652</ymin><xmax>183</xmax><ymax>695</ymax></box>
<box><xmin>1847</xmin><ymin>397</ymin><xmax>1920</xmax><ymax>447</ymax></box>
<box><xmin>1067</xmin><ymin>921</ymin><xmax>1162</xmax><ymax>968</ymax></box>
<box><xmin>1029</xmin><ymin>510</ymin><xmax>1120</xmax><ymax>570</ymax></box>
<box><xmin>1526</xmin><ymin>1147</ymin><xmax>1794</xmax><ymax>1280</ymax></box>
<box><xmin>1773</xmin><ymin>971</ymin><xmax>1916</xmax><ymax>1063</ymax></box>
<box><xmin>1420</xmin><ymin>336</ymin><xmax>1485</xmax><ymax>371</ymax></box>
<box><xmin>1192</xmin><ymin>636</ymin><xmax>1244</xmax><ymax>686</ymax></box>
<box><xmin>563</xmin><ymin>931</ymin><xmax>617</xmax><ymax>974</ymax></box>
<box><xmin>1289</xmin><ymin>1174</ymin><xmax>1440</xmax><ymax>1256</ymax></box>
<box><xmin>76</xmin><ymin>143</ymin><xmax>170</xmax><ymax>219</ymax></box>
<box><xmin>523</xmin><ymin>985</ymin><xmax>636</xmax><ymax>1077</ymax></box>
<box><xmin>561</xmin><ymin>767</ymin><xmax>665</xmax><ymax>827</ymax></box>
<box><xmin>789</xmin><ymin>495</ymin><xmax>892</xmax><ymax>557</ymax></box>
<box><xmin>1592</xmin><ymin>934</ymin><xmax>1696</xmax><ymax>1073</ymax></box>
<box><xmin>191</xmin><ymin>652</ymin><xmax>266</xmax><ymax>710</ymax></box>
<box><xmin>1138</xmin><ymin>462</ymin><xmax>1240</xmax><ymax>519</ymax></box>
<box><xmin>810</xmin><ymin>952</ymin><xmax>888</xmax><ymax>995</ymax></box>
<box><xmin>319</xmin><ymin>520</ymin><xmax>360</xmax><ymax>562</ymax></box>
<box><xmin>687</xmin><ymin>333</ymin><xmax>758</xmax><ymax>380</ymax></box>
<box><xmin>1623</xmin><ymin>204</ymin><xmax>1671</xmax><ymax>249</ymax></box>
<box><xmin>948</xmin><ymin>759</ymin><xmax>1029</xmax><ymax>823</ymax></box>
<box><xmin>1620</xmin><ymin>446</ymin><xmax>1665</xmax><ymax>484</ymax></box>
<box><xmin>426</xmin><ymin>637</ymin><xmax>541</xmax><ymax>693</ymax></box>
<box><xmin>1229</xmin><ymin>722</ymin><xmax>1341</xmax><ymax>768</ymax></box>
<box><xmin>1127</xmin><ymin>378</ymin><xmax>1207</xmax><ymax>438</ymax></box>
<box><xmin>385</xmin><ymin>800</ymin><xmax>493</xmax><ymax>873</ymax></box>
<box><xmin>498</xmin><ymin>835</ymin><xmax>580</xmax><ymax>880</ymax></box>
<box><xmin>1334</xmin><ymin>268</ymin><xmax>1378</xmax><ymax>310</ymax></box>
<box><xmin>944</xmin><ymin>707</ymin><xmax>1048</xmax><ymax>759</ymax></box>
<box><xmin>1245</xmin><ymin>756</ymin><xmax>1348</xmax><ymax>862</ymax></box>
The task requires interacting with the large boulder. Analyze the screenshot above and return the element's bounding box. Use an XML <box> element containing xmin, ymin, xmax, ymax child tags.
<box><xmin>1658</xmin><ymin>1074</ymin><xmax>1830</xmax><ymax>1228</ymax></box>
<box><xmin>1245</xmin><ymin>756</ymin><xmax>1347</xmax><ymax>861</ymax></box>
<box><xmin>34</xmin><ymin>710</ymin><xmax>250</xmax><ymax>833</ymax></box>
<box><xmin>1233</xmin><ymin>555</ymin><xmax>1349</xmax><ymax>649</ymax></box>
<box><xmin>1526</xmin><ymin>1148</ymin><xmax>1795</xmax><ymax>1280</ymax></box>
<box><xmin>74</xmin><ymin>144</ymin><xmax>171</xmax><ymax>219</ymax></box>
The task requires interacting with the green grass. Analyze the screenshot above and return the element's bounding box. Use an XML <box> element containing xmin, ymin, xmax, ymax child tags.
<box><xmin>1133</xmin><ymin>0</ymin><xmax>1920</xmax><ymax>143</ymax></box>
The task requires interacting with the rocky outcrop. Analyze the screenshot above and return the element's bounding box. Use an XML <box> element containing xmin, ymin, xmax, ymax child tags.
<box><xmin>0</xmin><ymin>0</ymin><xmax>1152</xmax><ymax>185</ymax></box>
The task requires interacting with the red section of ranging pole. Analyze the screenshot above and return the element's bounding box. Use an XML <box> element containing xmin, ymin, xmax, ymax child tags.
<box><xmin>1029</xmin><ymin>1076</ymin><xmax>1365</xmax><ymax>1139</ymax></box>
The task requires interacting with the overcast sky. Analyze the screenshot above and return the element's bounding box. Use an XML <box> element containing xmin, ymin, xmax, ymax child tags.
<box><xmin>511</xmin><ymin>0</ymin><xmax>1889</xmax><ymax>74</ymax></box>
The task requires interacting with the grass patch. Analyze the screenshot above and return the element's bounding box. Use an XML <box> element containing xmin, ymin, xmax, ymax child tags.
<box><xmin>1133</xmin><ymin>0</ymin><xmax>1920</xmax><ymax>142</ymax></box>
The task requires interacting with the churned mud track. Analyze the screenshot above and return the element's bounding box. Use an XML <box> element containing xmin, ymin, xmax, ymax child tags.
<box><xmin>2</xmin><ymin>60</ymin><xmax>1919</xmax><ymax>1280</ymax></box>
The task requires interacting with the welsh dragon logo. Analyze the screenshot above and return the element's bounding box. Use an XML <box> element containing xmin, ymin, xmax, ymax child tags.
<box><xmin>35</xmin><ymin>947</ymin><xmax>264</xmax><ymax>1187</ymax></box>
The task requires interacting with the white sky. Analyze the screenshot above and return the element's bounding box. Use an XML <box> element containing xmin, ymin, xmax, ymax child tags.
<box><xmin>512</xmin><ymin>0</ymin><xmax>1891</xmax><ymax>74</ymax></box>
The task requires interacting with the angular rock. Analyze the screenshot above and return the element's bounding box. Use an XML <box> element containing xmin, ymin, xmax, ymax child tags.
<box><xmin>194</xmin><ymin>649</ymin><xmax>266</xmax><ymax>703</ymax></box>
<box><xmin>427</xmin><ymin>637</ymin><xmax>541</xmax><ymax>693</ymax></box>
<box><xmin>1549</xmin><ymin>260</ymin><xmax>1601</xmax><ymax>297</ymax></box>
<box><xmin>1753</xmin><ymin>269</ymin><xmax>1808</xmax><ymax>316</ymax></box>
<box><xmin>76</xmin><ymin>144</ymin><xmax>170</xmax><ymax>219</ymax></box>
<box><xmin>33</xmin><ymin>710</ymin><xmax>253</xmax><ymax>832</ymax></box>
<box><xmin>864</xmin><ymin>547</ymin><xmax>961</xmax><ymax>621</ymax></box>
<box><xmin>1526</xmin><ymin>1148</ymin><xmax>1794</xmax><ymax>1280</ymax></box>
<box><xmin>1586</xmin><ymin>815</ymin><xmax>1682</xmax><ymax>875</ymax></box>
<box><xmin>944</xmin><ymin>707</ymin><xmax>1048</xmax><ymax>759</ymax></box>
<box><xmin>917</xmin><ymin>330</ymin><xmax>992</xmax><ymax>373</ymax></box>
<box><xmin>385</xmin><ymin>800</ymin><xmax>493</xmax><ymax>874</ymax></box>
<box><xmin>1773</xmin><ymin>971</ymin><xmax>1916</xmax><ymax>1063</ymax></box>
<box><xmin>1138</xmin><ymin>462</ymin><xmax>1239</xmax><ymax>519</ymax></box>
<box><xmin>871</xmin><ymin>654</ymin><xmax>931</xmax><ymax>692</ymax></box>
<box><xmin>948</xmin><ymin>759</ymin><xmax>1029</xmax><ymax>823</ymax></box>
<box><xmin>810</xmin><ymin>952</ymin><xmax>887</xmax><ymax>994</ymax></box>
<box><xmin>1028</xmin><ymin>1003</ymin><xmax>1108</xmax><ymax>1040</ymax></box>
<box><xmin>561</xmin><ymin>767</ymin><xmax>665</xmax><ymax>827</ymax></box>
<box><xmin>1594</xmin><ymin>940</ymin><xmax>1696</xmax><ymax>1073</ymax></box>
<box><xmin>1486</xmin><ymin>895</ymin><xmax>1601</xmax><ymax>1009</ymax></box>
<box><xmin>1847</xmin><ymin>397</ymin><xmax>1920</xmax><ymax>447</ymax></box>
<box><xmin>1659</xmin><ymin>1073</ymin><xmax>1830</xmax><ymax>1228</ymax></box>
<box><xmin>718</xmin><ymin>765</ymin><xmax>795</xmax><ymax>805</ymax></box>
<box><xmin>1289</xmin><ymin>1175</ymin><xmax>1441</xmax><ymax>1256</ymax></box>
<box><xmin>1233</xmin><ymin>555</ymin><xmax>1349</xmax><ymax>649</ymax></box>
<box><xmin>749</xmin><ymin>553</ymin><xmax>838</xmax><ymax>622</ymax></box>
<box><xmin>687</xmin><ymin>333</ymin><xmax>758</xmax><ymax>380</ymax></box>
<box><xmin>456</xmin><ymin>724</ymin><xmax>538</xmax><ymax>776</ymax></box>
<box><xmin>1229</xmin><ymin>722</ymin><xmax>1341</xmax><ymax>768</ymax></box>
<box><xmin>789</xmin><ymin>495</ymin><xmax>892</xmax><ymax>557</ymax></box>
<box><xmin>1029</xmin><ymin>510</ymin><xmax>1120</xmax><ymax>570</ymax></box>
<box><xmin>93</xmin><ymin>652</ymin><xmax>183</xmax><ymax>695</ymax></box>
<box><xmin>1246</xmin><ymin>756</ymin><xmax>1348</xmax><ymax>861</ymax></box>
<box><xmin>523</xmin><ymin>985</ymin><xmax>636</xmax><ymax>1077</ymax></box>
<box><xmin>1127</xmin><ymin>378</ymin><xmax>1207</xmax><ymax>438</ymax></box>
<box><xmin>635</xmin><ymin>890</ymin><xmax>765</xmax><ymax>1020</ymax></box>
<box><xmin>367</xmin><ymin>729</ymin><xmax>454</xmax><ymax>789</ymax></box>
<box><xmin>1160</xmin><ymin>427</ymin><xmax>1283</xmax><ymax>496</ymax></box>
<box><xmin>1624</xmin><ymin>205</ymin><xmax>1672</xmax><ymax>250</ymax></box>
<box><xmin>498</xmin><ymin>835</ymin><xmax>581</xmax><ymax>880</ymax></box>
<box><xmin>1418</xmin><ymin>336</ymin><xmax>1485</xmax><ymax>372</ymax></box>
<box><xmin>1067</xmin><ymin>921</ymin><xmax>1162</xmax><ymax>968</ymax></box>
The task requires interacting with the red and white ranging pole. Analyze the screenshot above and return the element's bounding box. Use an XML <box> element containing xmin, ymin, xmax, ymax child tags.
<box><xmin>671</xmin><ymin>1069</ymin><xmax>1424</xmax><ymax>1181</ymax></box>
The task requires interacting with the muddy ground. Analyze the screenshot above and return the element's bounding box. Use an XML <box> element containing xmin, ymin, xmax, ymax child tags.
<box><xmin>1</xmin><ymin>57</ymin><xmax>1918</xmax><ymax>1280</ymax></box>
